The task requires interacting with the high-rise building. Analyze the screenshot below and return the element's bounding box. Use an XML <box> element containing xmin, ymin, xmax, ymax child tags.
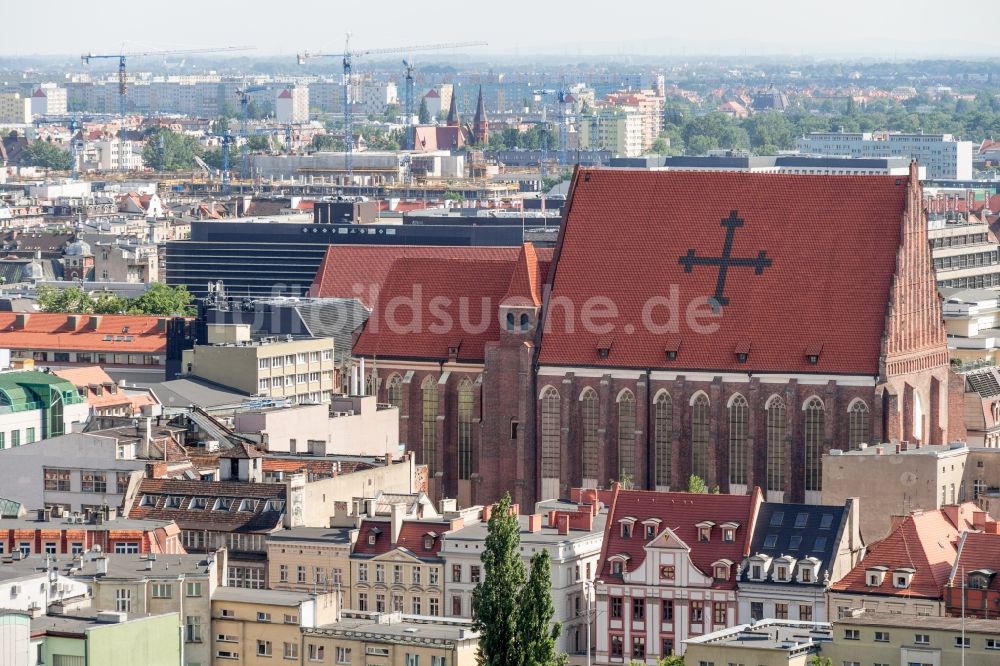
<box><xmin>797</xmin><ymin>130</ymin><xmax>974</xmax><ymax>180</ymax></box>
<box><xmin>276</xmin><ymin>86</ymin><xmax>309</xmax><ymax>124</ymax></box>
<box><xmin>30</xmin><ymin>84</ymin><xmax>68</xmax><ymax>116</ymax></box>
<box><xmin>0</xmin><ymin>92</ymin><xmax>31</xmax><ymax>124</ymax></box>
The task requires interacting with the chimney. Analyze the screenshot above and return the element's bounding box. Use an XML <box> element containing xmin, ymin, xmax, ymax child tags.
<box><xmin>527</xmin><ymin>514</ymin><xmax>542</xmax><ymax>533</ymax></box>
<box><xmin>97</xmin><ymin>557</ymin><xmax>108</xmax><ymax>575</ymax></box>
<box><xmin>547</xmin><ymin>509</ymin><xmax>558</xmax><ymax>528</ymax></box>
<box><xmin>14</xmin><ymin>313</ymin><xmax>29</xmax><ymax>329</ymax></box>
<box><xmin>874</xmin><ymin>446</ymin><xmax>885</xmax><ymax>455</ymax></box>
<box><xmin>973</xmin><ymin>511</ymin><xmax>988</xmax><ymax>530</ymax></box>
<box><xmin>558</xmin><ymin>514</ymin><xmax>570</xmax><ymax>535</ymax></box>
<box><xmin>390</xmin><ymin>502</ymin><xmax>406</xmax><ymax>545</ymax></box>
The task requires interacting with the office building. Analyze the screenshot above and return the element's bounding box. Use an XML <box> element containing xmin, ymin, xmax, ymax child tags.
<box><xmin>796</xmin><ymin>131</ymin><xmax>973</xmax><ymax>179</ymax></box>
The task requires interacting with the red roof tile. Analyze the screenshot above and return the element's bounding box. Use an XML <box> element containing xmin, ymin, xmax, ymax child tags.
<box><xmin>831</xmin><ymin>506</ymin><xmax>976</xmax><ymax>598</ymax></box>
<box><xmin>598</xmin><ymin>487</ymin><xmax>761</xmax><ymax>590</ymax></box>
<box><xmin>538</xmin><ymin>169</ymin><xmax>910</xmax><ymax>374</ymax></box>
<box><xmin>0</xmin><ymin>313</ymin><xmax>168</xmax><ymax>353</ymax></box>
<box><xmin>353</xmin><ymin>519</ymin><xmax>452</xmax><ymax>560</ymax></box>
<box><xmin>950</xmin><ymin>530</ymin><xmax>1000</xmax><ymax>591</ymax></box>
<box><xmin>308</xmin><ymin>245</ymin><xmax>552</xmax><ymax>307</ymax></box>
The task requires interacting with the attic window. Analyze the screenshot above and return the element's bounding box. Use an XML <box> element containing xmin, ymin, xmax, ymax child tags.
<box><xmin>699</xmin><ymin>526</ymin><xmax>710</xmax><ymax>542</ymax></box>
<box><xmin>665</xmin><ymin>339</ymin><xmax>682</xmax><ymax>361</ymax></box>
<box><xmin>621</xmin><ymin>522</ymin><xmax>633</xmax><ymax>539</ymax></box>
<box><xmin>611</xmin><ymin>561</ymin><xmax>622</xmax><ymax>575</ymax></box>
<box><xmin>265</xmin><ymin>500</ymin><xmax>284</xmax><ymax>513</ymax></box>
<box><xmin>723</xmin><ymin>528</ymin><xmax>735</xmax><ymax>543</ymax></box>
<box><xmin>448</xmin><ymin>341</ymin><xmax>461</xmax><ymax>358</ymax></box>
<box><xmin>714</xmin><ymin>564</ymin><xmax>730</xmax><ymax>580</ymax></box>
<box><xmin>805</xmin><ymin>343</ymin><xmax>824</xmax><ymax>365</ymax></box>
<box><xmin>238</xmin><ymin>499</ymin><xmax>257</xmax><ymax>513</ymax></box>
<box><xmin>191</xmin><ymin>497</ymin><xmax>208</xmax><ymax>509</ymax></box>
<box><xmin>140</xmin><ymin>494</ymin><xmax>155</xmax><ymax>506</ymax></box>
<box><xmin>165</xmin><ymin>496</ymin><xmax>182</xmax><ymax>508</ymax></box>
<box><xmin>776</xmin><ymin>566</ymin><xmax>788</xmax><ymax>581</ymax></box>
<box><xmin>734</xmin><ymin>341</ymin><xmax>751</xmax><ymax>364</ymax></box>
<box><xmin>423</xmin><ymin>532</ymin><xmax>438</xmax><ymax>550</ymax></box>
<box><xmin>763</xmin><ymin>534</ymin><xmax>778</xmax><ymax>549</ymax></box>
<box><xmin>866</xmin><ymin>566</ymin><xmax>888</xmax><ymax>587</ymax></box>
<box><xmin>596</xmin><ymin>338</ymin><xmax>613</xmax><ymax>359</ymax></box>
<box><xmin>214</xmin><ymin>498</ymin><xmax>232</xmax><ymax>511</ymax></box>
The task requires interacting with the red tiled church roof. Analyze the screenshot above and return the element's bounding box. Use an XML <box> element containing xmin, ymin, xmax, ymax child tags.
<box><xmin>538</xmin><ymin>169</ymin><xmax>911</xmax><ymax>374</ymax></box>
<box><xmin>598</xmin><ymin>487</ymin><xmax>761</xmax><ymax>590</ymax></box>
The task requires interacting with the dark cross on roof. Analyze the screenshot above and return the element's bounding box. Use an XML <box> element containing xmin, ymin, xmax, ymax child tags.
<box><xmin>679</xmin><ymin>210</ymin><xmax>773</xmax><ymax>312</ymax></box>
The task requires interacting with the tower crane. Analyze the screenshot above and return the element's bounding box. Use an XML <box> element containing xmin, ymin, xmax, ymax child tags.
<box><xmin>533</xmin><ymin>89</ymin><xmax>556</xmax><ymax>180</ymax></box>
<box><xmin>297</xmin><ymin>37</ymin><xmax>487</xmax><ymax>180</ymax></box>
<box><xmin>235</xmin><ymin>84</ymin><xmax>269</xmax><ymax>180</ymax></box>
<box><xmin>402</xmin><ymin>59</ymin><xmax>416</xmax><ymax>151</ymax></box>
<box><xmin>81</xmin><ymin>46</ymin><xmax>254</xmax><ymax>118</ymax></box>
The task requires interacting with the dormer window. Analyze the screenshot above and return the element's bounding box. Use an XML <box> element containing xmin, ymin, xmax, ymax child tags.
<box><xmin>751</xmin><ymin>564</ymin><xmax>762</xmax><ymax>580</ymax></box>
<box><xmin>734</xmin><ymin>341</ymin><xmax>750</xmax><ymax>364</ymax></box>
<box><xmin>805</xmin><ymin>343</ymin><xmax>823</xmax><ymax>365</ymax></box>
<box><xmin>611</xmin><ymin>561</ymin><xmax>622</xmax><ymax>575</ymax></box>
<box><xmin>423</xmin><ymin>531</ymin><xmax>438</xmax><ymax>551</ymax></box>
<box><xmin>609</xmin><ymin>554</ymin><xmax>630</xmax><ymax>576</ymax></box>
<box><xmin>968</xmin><ymin>569</ymin><xmax>994</xmax><ymax>589</ymax></box>
<box><xmin>213</xmin><ymin>498</ymin><xmax>232</xmax><ymax>511</ymax></box>
<box><xmin>801</xmin><ymin>567</ymin><xmax>812</xmax><ymax>583</ymax></box>
<box><xmin>642</xmin><ymin>518</ymin><xmax>661</xmax><ymax>540</ymax></box>
<box><xmin>712</xmin><ymin>560</ymin><xmax>733</xmax><ymax>581</ymax></box>
<box><xmin>696</xmin><ymin>521</ymin><xmax>715</xmax><ymax>543</ymax></box>
<box><xmin>165</xmin><ymin>496</ymin><xmax>181</xmax><ymax>508</ymax></box>
<box><xmin>619</xmin><ymin>517</ymin><xmax>636</xmax><ymax>538</ymax></box>
<box><xmin>368</xmin><ymin>526</ymin><xmax>382</xmax><ymax>546</ymax></box>
<box><xmin>665</xmin><ymin>339</ymin><xmax>681</xmax><ymax>361</ymax></box>
<box><xmin>646</xmin><ymin>524</ymin><xmax>656</xmax><ymax>539</ymax></box>
<box><xmin>776</xmin><ymin>566</ymin><xmax>788</xmax><ymax>581</ymax></box>
<box><xmin>238</xmin><ymin>499</ymin><xmax>257</xmax><ymax>512</ymax></box>
<box><xmin>720</xmin><ymin>521</ymin><xmax>739</xmax><ymax>543</ymax></box>
<box><xmin>191</xmin><ymin>497</ymin><xmax>208</xmax><ymax>509</ymax></box>
<box><xmin>866</xmin><ymin>566</ymin><xmax>888</xmax><ymax>587</ymax></box>
<box><xmin>140</xmin><ymin>494</ymin><xmax>155</xmax><ymax>506</ymax></box>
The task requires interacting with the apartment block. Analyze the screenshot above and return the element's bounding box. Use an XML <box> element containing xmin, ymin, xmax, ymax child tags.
<box><xmin>796</xmin><ymin>130</ymin><xmax>973</xmax><ymax>179</ymax></box>
<box><xmin>0</xmin><ymin>93</ymin><xmax>31</xmax><ymax>124</ymax></box>
<box><xmin>276</xmin><ymin>86</ymin><xmax>309</xmax><ymax>124</ymax></box>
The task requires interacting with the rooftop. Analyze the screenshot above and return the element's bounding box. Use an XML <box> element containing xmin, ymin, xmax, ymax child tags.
<box><xmin>685</xmin><ymin>619</ymin><xmax>831</xmax><ymax>652</ymax></box>
<box><xmin>306</xmin><ymin>611</ymin><xmax>478</xmax><ymax>643</ymax></box>
<box><xmin>0</xmin><ymin>552</ymin><xmax>215</xmax><ymax>581</ymax></box>
<box><xmin>836</xmin><ymin>611</ymin><xmax>1000</xmax><ymax>633</ymax></box>
<box><xmin>267</xmin><ymin>526</ymin><xmax>353</xmax><ymax>545</ymax></box>
<box><xmin>213</xmin><ymin>586</ymin><xmax>314</xmax><ymax>606</ymax></box>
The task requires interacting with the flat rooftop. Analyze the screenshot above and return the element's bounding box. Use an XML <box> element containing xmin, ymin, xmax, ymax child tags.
<box><xmin>0</xmin><ymin>514</ymin><xmax>175</xmax><ymax>531</ymax></box>
<box><xmin>32</xmin><ymin>611</ymin><xmax>175</xmax><ymax>636</ymax></box>
<box><xmin>306</xmin><ymin>611</ymin><xmax>477</xmax><ymax>643</ymax></box>
<box><xmin>828</xmin><ymin>442</ymin><xmax>967</xmax><ymax>457</ymax></box>
<box><xmin>267</xmin><ymin>527</ymin><xmax>353</xmax><ymax>545</ymax></box>
<box><xmin>0</xmin><ymin>552</ymin><xmax>215</xmax><ymax>582</ymax></box>
<box><xmin>213</xmin><ymin>586</ymin><xmax>314</xmax><ymax>606</ymax></box>
<box><xmin>686</xmin><ymin>620</ymin><xmax>832</xmax><ymax>651</ymax></box>
<box><xmin>837</xmin><ymin>612</ymin><xmax>1000</xmax><ymax>633</ymax></box>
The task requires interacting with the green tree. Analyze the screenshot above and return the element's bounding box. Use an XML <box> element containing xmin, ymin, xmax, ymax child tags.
<box><xmin>658</xmin><ymin>656</ymin><xmax>685</xmax><ymax>666</ymax></box>
<box><xmin>808</xmin><ymin>656</ymin><xmax>833</xmax><ymax>666</ymax></box>
<box><xmin>142</xmin><ymin>128</ymin><xmax>203</xmax><ymax>171</ymax></box>
<box><xmin>518</xmin><ymin>550</ymin><xmax>565</xmax><ymax>666</ymax></box>
<box><xmin>312</xmin><ymin>134</ymin><xmax>344</xmax><ymax>152</ymax></box>
<box><xmin>36</xmin><ymin>283</ymin><xmax>193</xmax><ymax>316</ymax></box>
<box><xmin>125</xmin><ymin>282</ymin><xmax>194</xmax><ymax>316</ymax></box>
<box><xmin>246</xmin><ymin>135</ymin><xmax>275</xmax><ymax>152</ymax></box>
<box><xmin>37</xmin><ymin>285</ymin><xmax>94</xmax><ymax>313</ymax></box>
<box><xmin>21</xmin><ymin>140</ymin><xmax>73</xmax><ymax>170</ymax></box>
<box><xmin>473</xmin><ymin>492</ymin><xmax>527</xmax><ymax>666</ymax></box>
<box><xmin>418</xmin><ymin>97</ymin><xmax>431</xmax><ymax>124</ymax></box>
<box><xmin>687</xmin><ymin>475</ymin><xmax>708</xmax><ymax>494</ymax></box>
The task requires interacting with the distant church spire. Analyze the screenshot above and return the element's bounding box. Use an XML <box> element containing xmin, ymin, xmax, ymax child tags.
<box><xmin>473</xmin><ymin>86</ymin><xmax>489</xmax><ymax>145</ymax></box>
<box><xmin>446</xmin><ymin>92</ymin><xmax>460</xmax><ymax>127</ymax></box>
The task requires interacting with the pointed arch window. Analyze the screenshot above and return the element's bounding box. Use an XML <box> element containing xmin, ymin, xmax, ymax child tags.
<box><xmin>617</xmin><ymin>390</ymin><xmax>636</xmax><ymax>483</ymax></box>
<box><xmin>386</xmin><ymin>373</ymin><xmax>403</xmax><ymax>410</ymax></box>
<box><xmin>421</xmin><ymin>375</ymin><xmax>438</xmax><ymax>475</ymax></box>
<box><xmin>540</xmin><ymin>387</ymin><xmax>561</xmax><ymax>481</ymax></box>
<box><xmin>804</xmin><ymin>397</ymin><xmax>825</xmax><ymax>492</ymax></box>
<box><xmin>581</xmin><ymin>388</ymin><xmax>599</xmax><ymax>481</ymax></box>
<box><xmin>654</xmin><ymin>392</ymin><xmax>672</xmax><ymax>488</ymax></box>
<box><xmin>728</xmin><ymin>394</ymin><xmax>748</xmax><ymax>486</ymax></box>
<box><xmin>691</xmin><ymin>393</ymin><xmax>711</xmax><ymax>482</ymax></box>
<box><xmin>848</xmin><ymin>400</ymin><xmax>870</xmax><ymax>451</ymax></box>
<box><xmin>457</xmin><ymin>378</ymin><xmax>474</xmax><ymax>480</ymax></box>
<box><xmin>766</xmin><ymin>395</ymin><xmax>786</xmax><ymax>493</ymax></box>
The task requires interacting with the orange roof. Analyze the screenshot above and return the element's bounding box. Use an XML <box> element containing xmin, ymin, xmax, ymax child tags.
<box><xmin>53</xmin><ymin>365</ymin><xmax>115</xmax><ymax>386</ymax></box>
<box><xmin>0</xmin><ymin>313</ymin><xmax>167</xmax><ymax>353</ymax></box>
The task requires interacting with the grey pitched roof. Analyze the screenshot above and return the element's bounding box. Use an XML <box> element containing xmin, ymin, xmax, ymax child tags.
<box><xmin>742</xmin><ymin>502</ymin><xmax>847</xmax><ymax>582</ymax></box>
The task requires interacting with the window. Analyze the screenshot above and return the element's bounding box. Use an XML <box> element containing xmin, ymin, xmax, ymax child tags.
<box><xmin>471</xmin><ymin>565</ymin><xmax>481</xmax><ymax>583</ymax></box>
<box><xmin>986</xmin><ymin>638</ymin><xmax>1000</xmax><ymax>650</ymax></box>
<box><xmin>728</xmin><ymin>394</ymin><xmax>748</xmax><ymax>485</ymax></box>
<box><xmin>284</xmin><ymin>614</ymin><xmax>298</xmax><ymax>624</ymax></box>
<box><xmin>662</xmin><ymin>599</ymin><xmax>674</xmax><ymax>622</ymax></box>
<box><xmin>750</xmin><ymin>602</ymin><xmax>763</xmax><ymax>621</ymax></box>
<box><xmin>429</xmin><ymin>597</ymin><xmax>439</xmax><ymax>615</ymax></box>
<box><xmin>631</xmin><ymin>597</ymin><xmax>645</xmax><ymax>621</ymax></box>
<box><xmin>412</xmin><ymin>597</ymin><xmax>422</xmax><ymax>615</ymax></box>
<box><xmin>776</xmin><ymin>566</ymin><xmax>788</xmax><ymax>582</ymax></box>
<box><xmin>452</xmin><ymin>595</ymin><xmax>462</xmax><ymax>616</ymax></box>
<box><xmin>618</xmin><ymin>390</ymin><xmax>636</xmax><ymax>482</ymax></box>
<box><xmin>775</xmin><ymin>603</ymin><xmax>788</xmax><ymax>619</ymax></box>
<box><xmin>540</xmin><ymin>386</ymin><xmax>561</xmax><ymax>483</ymax></box>
<box><xmin>653</xmin><ymin>391</ymin><xmax>673</xmax><ymax>487</ymax></box>
<box><xmin>152</xmin><ymin>583</ymin><xmax>172</xmax><ymax>598</ymax></box>
<box><xmin>432</xmin><ymin>658</ymin><xmax>446</xmax><ymax>666</ymax></box>
<box><xmin>610</xmin><ymin>597</ymin><xmax>623</xmax><ymax>618</ymax></box>
<box><xmin>25</xmin><ymin>427</ymin><xmax>35</xmax><ymax>444</ymax></box>
<box><xmin>422</xmin><ymin>376</ymin><xmax>438</xmax><ymax>475</ymax></box>
<box><xmin>915</xmin><ymin>634</ymin><xmax>930</xmax><ymax>645</ymax></box>
<box><xmin>386</xmin><ymin>374</ymin><xmax>402</xmax><ymax>409</ymax></box>
<box><xmin>185</xmin><ymin>615</ymin><xmax>202</xmax><ymax>642</ymax></box>
<box><xmin>81</xmin><ymin>470</ymin><xmax>107</xmax><ymax>493</ymax></box>
<box><xmin>610</xmin><ymin>636</ymin><xmax>624</xmax><ymax>658</ymax></box>
<box><xmin>621</xmin><ymin>522</ymin><xmax>633</xmax><ymax>538</ymax></box>
<box><xmin>412</xmin><ymin>567</ymin><xmax>422</xmax><ymax>584</ymax></box>
<box><xmin>579</xmin><ymin>388</ymin><xmax>598</xmax><ymax>480</ymax></box>
<box><xmin>44</xmin><ymin>468</ymin><xmax>71</xmax><ymax>491</ymax></box>
<box><xmin>114</xmin><ymin>542</ymin><xmax>139</xmax><ymax>554</ymax></box>
<box><xmin>457</xmin><ymin>378</ymin><xmax>474</xmax><ymax>480</ymax></box>
<box><xmin>660</xmin><ymin>565</ymin><xmax>675</xmax><ymax>580</ymax></box>
<box><xmin>376</xmin><ymin>593</ymin><xmax>385</xmax><ymax>613</ymax></box>
<box><xmin>804</xmin><ymin>397</ymin><xmax>825</xmax><ymax>491</ymax></box>
<box><xmin>713</xmin><ymin>602</ymin><xmax>727</xmax><ymax>625</ymax></box>
<box><xmin>308</xmin><ymin>644</ymin><xmax>325</xmax><ymax>662</ymax></box>
<box><xmin>766</xmin><ymin>395</ymin><xmax>786</xmax><ymax>492</ymax></box>
<box><xmin>955</xmin><ymin>636</ymin><xmax>971</xmax><ymax>648</ymax></box>
<box><xmin>257</xmin><ymin>640</ymin><xmax>272</xmax><ymax>657</ymax></box>
<box><xmin>691</xmin><ymin>393</ymin><xmax>710</xmax><ymax>480</ymax></box>
<box><xmin>429</xmin><ymin>567</ymin><xmax>439</xmax><ymax>585</ymax></box>
<box><xmin>452</xmin><ymin>564</ymin><xmax>462</xmax><ymax>583</ymax></box>
<box><xmin>186</xmin><ymin>582</ymin><xmax>202</xmax><ymax>597</ymax></box>
<box><xmin>279</xmin><ymin>565</ymin><xmax>288</xmax><ymax>583</ymax></box>
<box><xmin>283</xmin><ymin>642</ymin><xmax>299</xmax><ymax>659</ymax></box>
<box><xmin>874</xmin><ymin>631</ymin><xmax>889</xmax><ymax>642</ymax></box>
<box><xmin>848</xmin><ymin>400</ymin><xmax>870</xmax><ymax>450</ymax></box>
<box><xmin>358</xmin><ymin>592</ymin><xmax>368</xmax><ymax>611</ymax></box>
<box><xmin>257</xmin><ymin>612</ymin><xmax>271</xmax><ymax>623</ymax></box>
<box><xmin>10</xmin><ymin>430</ymin><xmax>18</xmax><ymax>447</ymax></box>
<box><xmin>116</xmin><ymin>471</ymin><xmax>130</xmax><ymax>494</ymax></box>
<box><xmin>405</xmin><ymin>655</ymin><xmax>420</xmax><ymax>666</ymax></box>
<box><xmin>844</xmin><ymin>629</ymin><xmax>859</xmax><ymax>640</ymax></box>
<box><xmin>115</xmin><ymin>588</ymin><xmax>131</xmax><ymax>612</ymax></box>
<box><xmin>358</xmin><ymin>563</ymin><xmax>368</xmax><ymax>582</ymax></box>
<box><xmin>799</xmin><ymin>604</ymin><xmax>813</xmax><ymax>621</ymax></box>
<box><xmin>801</xmin><ymin>567</ymin><xmax>812</xmax><ymax>583</ymax></box>
<box><xmin>714</xmin><ymin>564</ymin><xmax>728</xmax><ymax>580</ymax></box>
<box><xmin>690</xmin><ymin>601</ymin><xmax>704</xmax><ymax>622</ymax></box>
<box><xmin>631</xmin><ymin>636</ymin><xmax>645</xmax><ymax>659</ymax></box>
<box><xmin>298</xmin><ymin>565</ymin><xmax>307</xmax><ymax>584</ymax></box>
<box><xmin>699</xmin><ymin>526</ymin><xmax>711</xmax><ymax>542</ymax></box>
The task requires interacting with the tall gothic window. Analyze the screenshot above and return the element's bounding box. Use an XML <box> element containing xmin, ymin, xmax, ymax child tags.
<box><xmin>804</xmin><ymin>397</ymin><xmax>825</xmax><ymax>492</ymax></box>
<box><xmin>691</xmin><ymin>393</ymin><xmax>711</xmax><ymax>482</ymax></box>
<box><xmin>766</xmin><ymin>395</ymin><xmax>786</xmax><ymax>493</ymax></box>
<box><xmin>654</xmin><ymin>392</ymin><xmax>672</xmax><ymax>488</ymax></box>
<box><xmin>421</xmin><ymin>375</ymin><xmax>438</xmax><ymax>475</ymax></box>
<box><xmin>848</xmin><ymin>400</ymin><xmax>870</xmax><ymax>451</ymax></box>
<box><xmin>581</xmin><ymin>388</ymin><xmax>599</xmax><ymax>481</ymax></box>
<box><xmin>457</xmin><ymin>378</ymin><xmax>474</xmax><ymax>480</ymax></box>
<box><xmin>540</xmin><ymin>387</ymin><xmax>561</xmax><ymax>481</ymax></box>
<box><xmin>728</xmin><ymin>394</ymin><xmax>748</xmax><ymax>486</ymax></box>
<box><xmin>617</xmin><ymin>391</ymin><xmax>636</xmax><ymax>483</ymax></box>
<box><xmin>386</xmin><ymin>373</ymin><xmax>402</xmax><ymax>410</ymax></box>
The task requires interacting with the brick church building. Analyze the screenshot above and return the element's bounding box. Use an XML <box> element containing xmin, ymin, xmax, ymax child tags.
<box><xmin>349</xmin><ymin>163</ymin><xmax>964</xmax><ymax>508</ymax></box>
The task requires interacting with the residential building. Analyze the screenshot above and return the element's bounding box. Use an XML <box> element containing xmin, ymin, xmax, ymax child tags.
<box><xmin>578</xmin><ymin>107</ymin><xmax>644</xmax><ymax>157</ymax></box>
<box><xmin>942</xmin><ymin>290</ymin><xmax>1000</xmax><ymax>369</ymax></box>
<box><xmin>738</xmin><ymin>501</ymin><xmax>864</xmax><ymax>625</ymax></box>
<box><xmin>93</xmin><ymin>240</ymin><xmax>159</xmax><ymax>283</ymax></box>
<box><xmin>683</xmin><ymin>620</ymin><xmax>831</xmax><ymax>666</ymax></box>
<box><xmin>0</xmin><ymin>370</ymin><xmax>89</xmax><ymax>452</ymax></box>
<box><xmin>594</xmin><ymin>487</ymin><xmax>762</xmax><ymax>660</ymax></box>
<box><xmin>302</xmin><ymin>611</ymin><xmax>480</xmax><ymax>666</ymax></box>
<box><xmin>796</xmin><ymin>130</ymin><xmax>973</xmax><ymax>179</ymax></box>
<box><xmin>275</xmin><ymin>86</ymin><xmax>309</xmax><ymax>124</ymax></box>
<box><xmin>68</xmin><ymin>551</ymin><xmax>224</xmax><ymax>666</ymax></box>
<box><xmin>441</xmin><ymin>493</ymin><xmax>607</xmax><ymax>657</ymax></box>
<box><xmin>233</xmin><ymin>397</ymin><xmax>399</xmax><ymax>457</ymax></box>
<box><xmin>0</xmin><ymin>93</ymin><xmax>31</xmax><ymax>124</ymax></box>
<box><xmin>180</xmin><ymin>325</ymin><xmax>335</xmax><ymax>405</ymax></box>
<box><xmin>30</xmin><ymin>85</ymin><xmax>68</xmax><ymax>116</ymax></box>
<box><xmin>211</xmin><ymin>587</ymin><xmax>338</xmax><ymax>665</ymax></box>
<box><xmin>0</xmin><ymin>512</ymin><xmax>183</xmax><ymax>556</ymax></box>
<box><xmin>0</xmin><ymin>611</ymin><xmax>30</xmax><ymax>666</ymax></box>
<box><xmin>604</xmin><ymin>91</ymin><xmax>664</xmax><ymax>151</ymax></box>
<box><xmin>958</xmin><ymin>366</ymin><xmax>1000</xmax><ymax>446</ymax></box>
<box><xmin>266</xmin><ymin>526</ymin><xmax>352</xmax><ymax>603</ymax></box>
<box><xmin>52</xmin><ymin>366</ymin><xmax>159</xmax><ymax>417</ymax></box>
<box><xmin>822</xmin><ymin>442</ymin><xmax>970</xmax><ymax>543</ymax></box>
<box><xmin>827</xmin><ymin>504</ymin><xmax>981</xmax><ymax>618</ymax></box>
<box><xmin>0</xmin><ymin>313</ymin><xmax>170</xmax><ymax>375</ymax></box>
<box><xmin>92</xmin><ymin>138</ymin><xmax>144</xmax><ymax>171</ymax></box>
<box><xmin>929</xmin><ymin>213</ymin><xmax>1000</xmax><ymax>290</ymax></box>
<box><xmin>30</xmin><ymin>612</ymin><xmax>181</xmax><ymax>666</ymax></box>
<box><xmin>943</xmin><ymin>527</ymin><xmax>1000</xmax><ymax>619</ymax></box>
<box><xmin>351</xmin><ymin>507</ymin><xmax>461</xmax><ymax>617</ymax></box>
<box><xmin>823</xmin><ymin>612</ymin><xmax>1000</xmax><ymax>666</ymax></box>
<box><xmin>0</xmin><ymin>553</ymin><xmax>91</xmax><ymax>614</ymax></box>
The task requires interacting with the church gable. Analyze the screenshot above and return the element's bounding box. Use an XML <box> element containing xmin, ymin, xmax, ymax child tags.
<box><xmin>539</xmin><ymin>168</ymin><xmax>909</xmax><ymax>374</ymax></box>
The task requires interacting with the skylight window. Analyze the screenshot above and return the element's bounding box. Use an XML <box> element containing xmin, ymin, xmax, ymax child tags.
<box><xmin>820</xmin><ymin>514</ymin><xmax>834</xmax><ymax>529</ymax></box>
<box><xmin>814</xmin><ymin>536</ymin><xmax>827</xmax><ymax>551</ymax></box>
<box><xmin>763</xmin><ymin>534</ymin><xmax>778</xmax><ymax>549</ymax></box>
<box><xmin>789</xmin><ymin>535</ymin><xmax>802</xmax><ymax>549</ymax></box>
<box><xmin>794</xmin><ymin>513</ymin><xmax>809</xmax><ymax>528</ymax></box>
<box><xmin>769</xmin><ymin>512</ymin><xmax>784</xmax><ymax>527</ymax></box>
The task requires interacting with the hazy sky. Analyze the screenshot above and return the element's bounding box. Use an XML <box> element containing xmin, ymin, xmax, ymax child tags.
<box><xmin>3</xmin><ymin>0</ymin><xmax>995</xmax><ymax>59</ymax></box>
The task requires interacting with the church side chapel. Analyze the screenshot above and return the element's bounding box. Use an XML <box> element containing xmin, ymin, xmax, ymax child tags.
<box><xmin>355</xmin><ymin>162</ymin><xmax>964</xmax><ymax>507</ymax></box>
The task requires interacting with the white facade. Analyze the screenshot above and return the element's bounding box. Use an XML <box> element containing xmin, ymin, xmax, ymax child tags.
<box><xmin>93</xmin><ymin>139</ymin><xmax>144</xmax><ymax>171</ymax></box>
<box><xmin>0</xmin><ymin>432</ymin><xmax>148</xmax><ymax>513</ymax></box>
<box><xmin>0</xmin><ymin>566</ymin><xmax>90</xmax><ymax>614</ymax></box>
<box><xmin>796</xmin><ymin>131</ymin><xmax>974</xmax><ymax>180</ymax></box>
<box><xmin>30</xmin><ymin>85</ymin><xmax>68</xmax><ymax>116</ymax></box>
<box><xmin>0</xmin><ymin>93</ymin><xmax>31</xmax><ymax>124</ymax></box>
<box><xmin>276</xmin><ymin>86</ymin><xmax>309</xmax><ymax>124</ymax></box>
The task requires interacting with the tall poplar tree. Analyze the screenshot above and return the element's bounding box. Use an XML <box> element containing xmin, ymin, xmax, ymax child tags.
<box><xmin>518</xmin><ymin>550</ymin><xmax>565</xmax><ymax>666</ymax></box>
